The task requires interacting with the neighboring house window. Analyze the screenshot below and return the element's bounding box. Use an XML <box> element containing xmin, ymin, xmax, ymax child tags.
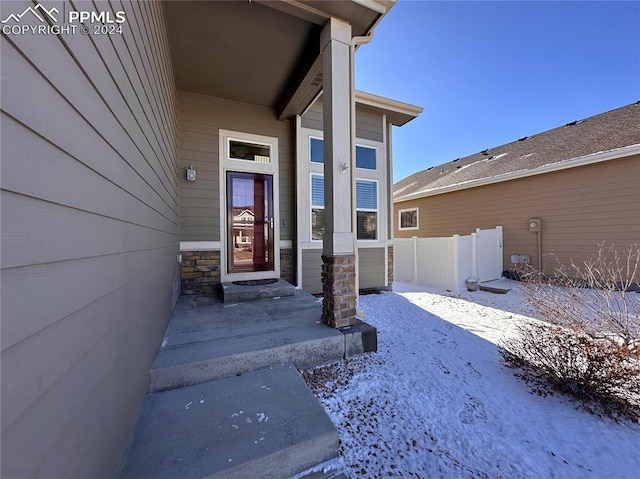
<box><xmin>309</xmin><ymin>139</ymin><xmax>377</xmax><ymax>170</ymax></box>
<box><xmin>310</xmin><ymin>176</ymin><xmax>378</xmax><ymax>241</ymax></box>
<box><xmin>356</xmin><ymin>180</ymin><xmax>378</xmax><ymax>240</ymax></box>
<box><xmin>399</xmin><ymin>207</ymin><xmax>419</xmax><ymax>230</ymax></box>
<box><xmin>311</xmin><ymin>174</ymin><xmax>324</xmax><ymax>241</ymax></box>
<box><xmin>229</xmin><ymin>139</ymin><xmax>271</xmax><ymax>163</ymax></box>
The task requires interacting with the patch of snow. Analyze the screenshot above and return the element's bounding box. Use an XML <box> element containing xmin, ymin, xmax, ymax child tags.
<box><xmin>286</xmin><ymin>458</ymin><xmax>345</xmax><ymax>479</ymax></box>
<box><xmin>304</xmin><ymin>281</ymin><xmax>640</xmax><ymax>478</ymax></box>
<box><xmin>453</xmin><ymin>163</ymin><xmax>473</xmax><ymax>172</ymax></box>
<box><xmin>256</xmin><ymin>413</ymin><xmax>268</xmax><ymax>423</ymax></box>
<box><xmin>184</xmin><ymin>401</ymin><xmax>192</xmax><ymax>410</ymax></box>
<box><xmin>393</xmin><ymin>182</ymin><xmax>417</xmax><ymax>198</ymax></box>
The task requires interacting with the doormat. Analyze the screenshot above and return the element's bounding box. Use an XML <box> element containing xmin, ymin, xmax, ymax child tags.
<box><xmin>232</xmin><ymin>278</ymin><xmax>279</xmax><ymax>286</ymax></box>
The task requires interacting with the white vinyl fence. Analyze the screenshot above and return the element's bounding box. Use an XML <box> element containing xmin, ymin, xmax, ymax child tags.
<box><xmin>395</xmin><ymin>226</ymin><xmax>503</xmax><ymax>291</ymax></box>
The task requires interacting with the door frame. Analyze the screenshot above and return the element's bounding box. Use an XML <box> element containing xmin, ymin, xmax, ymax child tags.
<box><xmin>219</xmin><ymin>129</ymin><xmax>280</xmax><ymax>282</ymax></box>
<box><xmin>226</xmin><ymin>171</ymin><xmax>275</xmax><ymax>274</ymax></box>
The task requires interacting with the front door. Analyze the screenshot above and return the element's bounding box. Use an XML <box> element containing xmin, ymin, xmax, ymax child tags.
<box><xmin>227</xmin><ymin>172</ymin><xmax>274</xmax><ymax>273</ymax></box>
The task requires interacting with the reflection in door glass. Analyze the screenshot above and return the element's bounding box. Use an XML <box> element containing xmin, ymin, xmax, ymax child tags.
<box><xmin>228</xmin><ymin>173</ymin><xmax>273</xmax><ymax>273</ymax></box>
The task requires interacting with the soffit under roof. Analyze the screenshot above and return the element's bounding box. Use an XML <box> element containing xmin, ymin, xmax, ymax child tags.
<box><xmin>163</xmin><ymin>0</ymin><xmax>388</xmax><ymax>115</ymax></box>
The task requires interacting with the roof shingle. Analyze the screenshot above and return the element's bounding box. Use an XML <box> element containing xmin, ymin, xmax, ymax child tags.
<box><xmin>394</xmin><ymin>102</ymin><xmax>640</xmax><ymax>201</ymax></box>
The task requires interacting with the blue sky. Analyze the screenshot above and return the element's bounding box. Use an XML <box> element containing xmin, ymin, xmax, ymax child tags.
<box><xmin>354</xmin><ymin>0</ymin><xmax>640</xmax><ymax>182</ymax></box>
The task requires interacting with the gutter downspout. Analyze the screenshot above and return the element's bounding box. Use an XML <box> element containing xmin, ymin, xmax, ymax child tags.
<box><xmin>350</xmin><ymin>31</ymin><xmax>374</xmax><ymax>319</ymax></box>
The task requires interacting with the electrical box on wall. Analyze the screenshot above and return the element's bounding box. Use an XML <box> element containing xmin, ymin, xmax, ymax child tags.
<box><xmin>528</xmin><ymin>218</ymin><xmax>542</xmax><ymax>232</ymax></box>
<box><xmin>186</xmin><ymin>166</ymin><xmax>197</xmax><ymax>182</ymax></box>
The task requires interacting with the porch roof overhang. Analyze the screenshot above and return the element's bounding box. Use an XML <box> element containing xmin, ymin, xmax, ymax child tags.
<box><xmin>355</xmin><ymin>91</ymin><xmax>423</xmax><ymax>126</ymax></box>
<box><xmin>163</xmin><ymin>0</ymin><xmax>396</xmax><ymax>119</ymax></box>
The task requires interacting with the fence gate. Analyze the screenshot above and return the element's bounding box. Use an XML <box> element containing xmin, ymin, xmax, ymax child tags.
<box><xmin>394</xmin><ymin>226</ymin><xmax>503</xmax><ymax>291</ymax></box>
<box><xmin>476</xmin><ymin>227</ymin><xmax>503</xmax><ymax>282</ymax></box>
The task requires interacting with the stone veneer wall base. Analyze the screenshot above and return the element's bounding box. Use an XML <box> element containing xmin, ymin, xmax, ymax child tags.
<box><xmin>181</xmin><ymin>251</ymin><xmax>221</xmax><ymax>295</ymax></box>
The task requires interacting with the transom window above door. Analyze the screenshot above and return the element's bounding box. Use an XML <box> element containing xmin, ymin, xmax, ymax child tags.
<box><xmin>229</xmin><ymin>139</ymin><xmax>271</xmax><ymax>163</ymax></box>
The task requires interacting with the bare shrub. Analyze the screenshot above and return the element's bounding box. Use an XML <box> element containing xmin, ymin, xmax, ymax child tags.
<box><xmin>502</xmin><ymin>243</ymin><xmax>640</xmax><ymax>421</ymax></box>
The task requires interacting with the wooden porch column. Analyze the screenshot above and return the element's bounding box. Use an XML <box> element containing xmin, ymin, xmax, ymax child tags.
<box><xmin>320</xmin><ymin>18</ymin><xmax>357</xmax><ymax>328</ymax></box>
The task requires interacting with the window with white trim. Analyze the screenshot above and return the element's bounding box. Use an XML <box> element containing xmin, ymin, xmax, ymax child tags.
<box><xmin>310</xmin><ymin>174</ymin><xmax>324</xmax><ymax>241</ymax></box>
<box><xmin>310</xmin><ymin>137</ymin><xmax>323</xmax><ymax>163</ymax></box>
<box><xmin>228</xmin><ymin>139</ymin><xmax>271</xmax><ymax>163</ymax></box>
<box><xmin>308</xmin><ymin>138</ymin><xmax>377</xmax><ymax>170</ymax></box>
<box><xmin>356</xmin><ymin>180</ymin><xmax>378</xmax><ymax>240</ymax></box>
<box><xmin>355</xmin><ymin>145</ymin><xmax>376</xmax><ymax>170</ymax></box>
<box><xmin>398</xmin><ymin>207</ymin><xmax>419</xmax><ymax>230</ymax></box>
<box><xmin>310</xmin><ymin>176</ymin><xmax>378</xmax><ymax>241</ymax></box>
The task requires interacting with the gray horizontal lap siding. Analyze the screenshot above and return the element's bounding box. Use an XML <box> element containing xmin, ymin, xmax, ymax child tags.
<box><xmin>0</xmin><ymin>1</ymin><xmax>178</xmax><ymax>477</ymax></box>
<box><xmin>301</xmin><ymin>248</ymin><xmax>386</xmax><ymax>294</ymax></box>
<box><xmin>178</xmin><ymin>91</ymin><xmax>294</xmax><ymax>242</ymax></box>
<box><xmin>301</xmin><ymin>100</ymin><xmax>384</xmax><ymax>142</ymax></box>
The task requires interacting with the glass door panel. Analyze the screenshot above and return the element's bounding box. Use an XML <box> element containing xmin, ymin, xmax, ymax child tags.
<box><xmin>227</xmin><ymin>172</ymin><xmax>274</xmax><ymax>273</ymax></box>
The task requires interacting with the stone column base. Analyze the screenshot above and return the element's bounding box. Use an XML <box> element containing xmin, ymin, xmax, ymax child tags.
<box><xmin>321</xmin><ymin>253</ymin><xmax>357</xmax><ymax>328</ymax></box>
<box><xmin>387</xmin><ymin>245</ymin><xmax>394</xmax><ymax>289</ymax></box>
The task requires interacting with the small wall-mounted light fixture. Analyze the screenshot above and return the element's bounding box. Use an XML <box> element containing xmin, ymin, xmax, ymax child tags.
<box><xmin>186</xmin><ymin>166</ymin><xmax>197</xmax><ymax>182</ymax></box>
<box><xmin>340</xmin><ymin>163</ymin><xmax>349</xmax><ymax>174</ymax></box>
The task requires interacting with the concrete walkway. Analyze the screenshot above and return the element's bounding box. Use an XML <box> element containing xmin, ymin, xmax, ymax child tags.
<box><xmin>119</xmin><ymin>288</ymin><xmax>375</xmax><ymax>478</ymax></box>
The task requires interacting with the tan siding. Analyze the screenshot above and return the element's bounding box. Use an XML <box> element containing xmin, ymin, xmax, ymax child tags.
<box><xmin>359</xmin><ymin>248</ymin><xmax>386</xmax><ymax>289</ymax></box>
<box><xmin>302</xmin><ymin>249</ymin><xmax>323</xmax><ymax>294</ymax></box>
<box><xmin>300</xmin><ymin>98</ymin><xmax>384</xmax><ymax>142</ymax></box>
<box><xmin>178</xmin><ymin>91</ymin><xmax>294</xmax><ymax>241</ymax></box>
<box><xmin>394</xmin><ymin>156</ymin><xmax>640</xmax><ymax>274</ymax></box>
<box><xmin>0</xmin><ymin>1</ymin><xmax>178</xmax><ymax>477</ymax></box>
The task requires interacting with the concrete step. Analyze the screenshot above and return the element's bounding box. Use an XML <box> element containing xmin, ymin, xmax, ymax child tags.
<box><xmin>222</xmin><ymin>278</ymin><xmax>295</xmax><ymax>302</ymax></box>
<box><xmin>479</xmin><ymin>278</ymin><xmax>512</xmax><ymax>294</ymax></box>
<box><xmin>118</xmin><ymin>365</ymin><xmax>340</xmax><ymax>479</ymax></box>
<box><xmin>149</xmin><ymin>293</ymin><xmax>377</xmax><ymax>393</ymax></box>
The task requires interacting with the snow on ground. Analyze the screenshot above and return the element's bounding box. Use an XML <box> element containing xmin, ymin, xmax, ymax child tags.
<box><xmin>302</xmin><ymin>280</ymin><xmax>640</xmax><ymax>478</ymax></box>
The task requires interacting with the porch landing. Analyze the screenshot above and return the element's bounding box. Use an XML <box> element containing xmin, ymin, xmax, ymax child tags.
<box><xmin>119</xmin><ymin>288</ymin><xmax>375</xmax><ymax>478</ymax></box>
<box><xmin>221</xmin><ymin>278</ymin><xmax>296</xmax><ymax>302</ymax></box>
<box><xmin>150</xmin><ymin>290</ymin><xmax>376</xmax><ymax>392</ymax></box>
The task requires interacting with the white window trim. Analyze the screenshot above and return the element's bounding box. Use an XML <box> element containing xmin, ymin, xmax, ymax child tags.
<box><xmin>355</xmin><ymin>143</ymin><xmax>378</xmax><ymax>171</ymax></box>
<box><xmin>398</xmin><ymin>207</ymin><xmax>419</xmax><ymax>231</ymax></box>
<box><xmin>219</xmin><ymin>129</ymin><xmax>280</xmax><ymax>282</ymax></box>
<box><xmin>298</xmin><ymin>127</ymin><xmax>386</xmax><ymax>250</ymax></box>
<box><xmin>309</xmin><ymin>135</ymin><xmax>324</xmax><ymax>164</ymax></box>
<box><xmin>310</xmin><ymin>173</ymin><xmax>324</xmax><ymax>243</ymax></box>
<box><xmin>309</xmin><ymin>136</ymin><xmax>378</xmax><ymax>171</ymax></box>
<box><xmin>355</xmin><ymin>178</ymin><xmax>379</xmax><ymax>242</ymax></box>
<box><xmin>227</xmin><ymin>137</ymin><xmax>272</xmax><ymax>164</ymax></box>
